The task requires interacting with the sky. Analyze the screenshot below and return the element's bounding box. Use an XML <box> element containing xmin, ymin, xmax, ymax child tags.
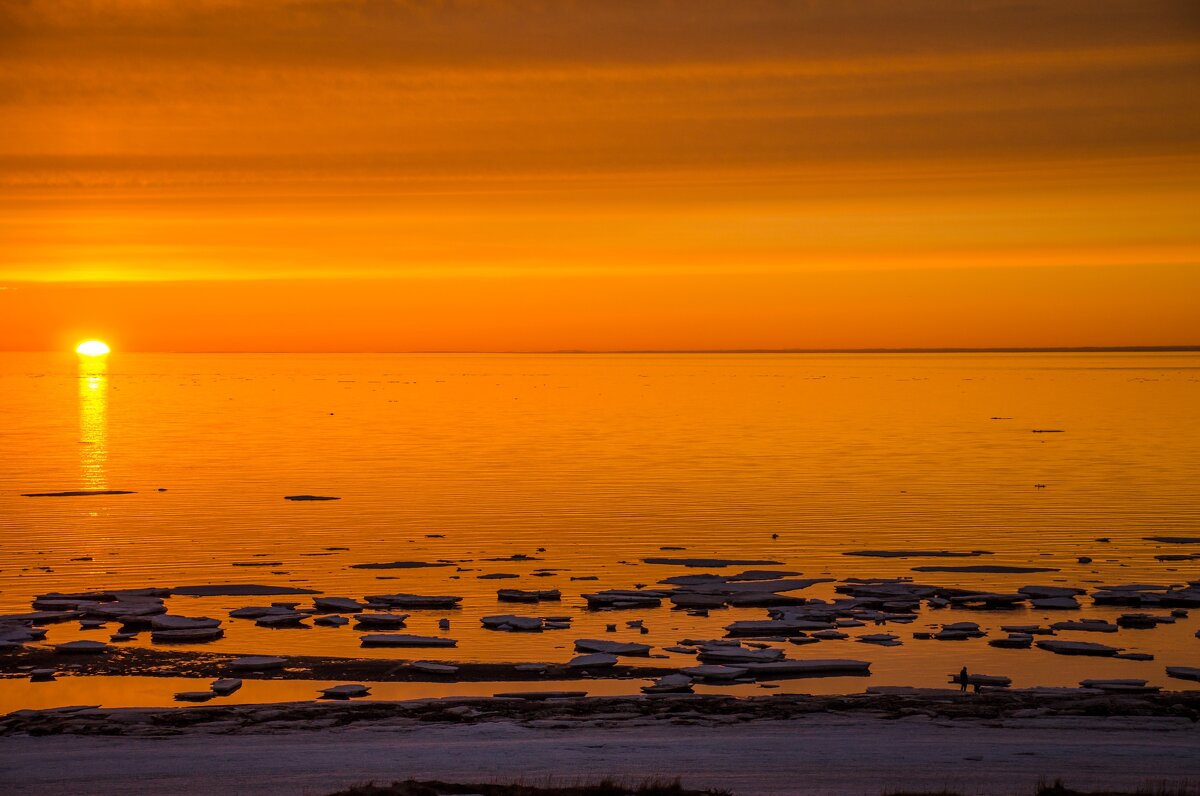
<box><xmin>1</xmin><ymin>0</ymin><xmax>1198</xmax><ymax>352</ymax></box>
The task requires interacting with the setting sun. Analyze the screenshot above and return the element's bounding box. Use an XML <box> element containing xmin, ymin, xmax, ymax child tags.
<box><xmin>75</xmin><ymin>340</ymin><xmax>110</xmax><ymax>356</ymax></box>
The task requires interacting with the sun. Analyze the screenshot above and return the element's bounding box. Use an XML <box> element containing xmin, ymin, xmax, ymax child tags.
<box><xmin>76</xmin><ymin>340</ymin><xmax>111</xmax><ymax>356</ymax></box>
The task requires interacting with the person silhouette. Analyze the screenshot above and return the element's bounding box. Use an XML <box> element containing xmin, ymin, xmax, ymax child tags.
<box><xmin>958</xmin><ymin>666</ymin><xmax>969</xmax><ymax>692</ymax></box>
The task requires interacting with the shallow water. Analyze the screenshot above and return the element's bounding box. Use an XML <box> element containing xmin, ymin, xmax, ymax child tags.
<box><xmin>2</xmin><ymin>352</ymin><xmax>1198</xmax><ymax>710</ymax></box>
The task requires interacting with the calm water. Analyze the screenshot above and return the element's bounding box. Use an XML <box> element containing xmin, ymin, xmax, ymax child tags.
<box><xmin>2</xmin><ymin>353</ymin><xmax>1198</xmax><ymax>707</ymax></box>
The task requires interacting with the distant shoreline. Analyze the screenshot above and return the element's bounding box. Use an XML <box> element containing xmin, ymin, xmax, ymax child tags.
<box><xmin>547</xmin><ymin>346</ymin><xmax>1200</xmax><ymax>355</ymax></box>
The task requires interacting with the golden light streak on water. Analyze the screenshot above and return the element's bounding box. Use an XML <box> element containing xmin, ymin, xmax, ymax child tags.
<box><xmin>77</xmin><ymin>353</ymin><xmax>108</xmax><ymax>491</ymax></box>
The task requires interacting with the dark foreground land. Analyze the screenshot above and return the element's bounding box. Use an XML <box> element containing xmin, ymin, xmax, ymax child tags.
<box><xmin>327</xmin><ymin>780</ymin><xmax>1200</xmax><ymax>796</ymax></box>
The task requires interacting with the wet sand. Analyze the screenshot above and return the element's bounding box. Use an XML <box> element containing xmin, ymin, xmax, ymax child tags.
<box><xmin>6</xmin><ymin>689</ymin><xmax>1200</xmax><ymax>736</ymax></box>
<box><xmin>0</xmin><ymin>646</ymin><xmax>674</xmax><ymax>683</ymax></box>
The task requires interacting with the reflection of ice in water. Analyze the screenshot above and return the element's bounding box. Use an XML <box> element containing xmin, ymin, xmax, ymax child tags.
<box><xmin>78</xmin><ymin>356</ymin><xmax>107</xmax><ymax>490</ymax></box>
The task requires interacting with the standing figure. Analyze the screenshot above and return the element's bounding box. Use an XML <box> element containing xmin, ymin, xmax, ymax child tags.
<box><xmin>958</xmin><ymin>666</ymin><xmax>969</xmax><ymax>692</ymax></box>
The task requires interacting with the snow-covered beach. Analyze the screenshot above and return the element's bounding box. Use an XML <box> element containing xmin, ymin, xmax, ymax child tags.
<box><xmin>4</xmin><ymin>690</ymin><xmax>1200</xmax><ymax>795</ymax></box>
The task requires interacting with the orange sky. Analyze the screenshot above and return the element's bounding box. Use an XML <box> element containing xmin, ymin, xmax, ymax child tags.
<box><xmin>1</xmin><ymin>1</ymin><xmax>1198</xmax><ymax>351</ymax></box>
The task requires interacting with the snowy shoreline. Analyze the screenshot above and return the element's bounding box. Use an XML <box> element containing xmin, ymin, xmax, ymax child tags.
<box><xmin>3</xmin><ymin>708</ymin><xmax>1199</xmax><ymax>796</ymax></box>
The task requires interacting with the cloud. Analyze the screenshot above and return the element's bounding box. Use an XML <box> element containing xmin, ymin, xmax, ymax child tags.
<box><xmin>0</xmin><ymin>1</ymin><xmax>1197</xmax><ymax>348</ymax></box>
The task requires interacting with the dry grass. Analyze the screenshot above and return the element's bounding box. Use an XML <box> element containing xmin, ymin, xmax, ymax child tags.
<box><xmin>327</xmin><ymin>777</ymin><xmax>731</xmax><ymax>796</ymax></box>
<box><xmin>886</xmin><ymin>780</ymin><xmax>1200</xmax><ymax>796</ymax></box>
<box><xmin>1034</xmin><ymin>778</ymin><xmax>1200</xmax><ymax>796</ymax></box>
<box><xmin>330</xmin><ymin>776</ymin><xmax>1200</xmax><ymax>796</ymax></box>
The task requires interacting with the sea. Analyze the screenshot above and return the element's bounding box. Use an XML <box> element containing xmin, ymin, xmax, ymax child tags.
<box><xmin>2</xmin><ymin>352</ymin><xmax>1198</xmax><ymax>709</ymax></box>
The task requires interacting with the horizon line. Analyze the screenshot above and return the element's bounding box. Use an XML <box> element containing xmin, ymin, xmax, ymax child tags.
<box><xmin>14</xmin><ymin>345</ymin><xmax>1200</xmax><ymax>355</ymax></box>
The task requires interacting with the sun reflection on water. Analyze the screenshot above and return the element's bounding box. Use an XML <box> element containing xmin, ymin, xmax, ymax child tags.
<box><xmin>77</xmin><ymin>354</ymin><xmax>108</xmax><ymax>490</ymax></box>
